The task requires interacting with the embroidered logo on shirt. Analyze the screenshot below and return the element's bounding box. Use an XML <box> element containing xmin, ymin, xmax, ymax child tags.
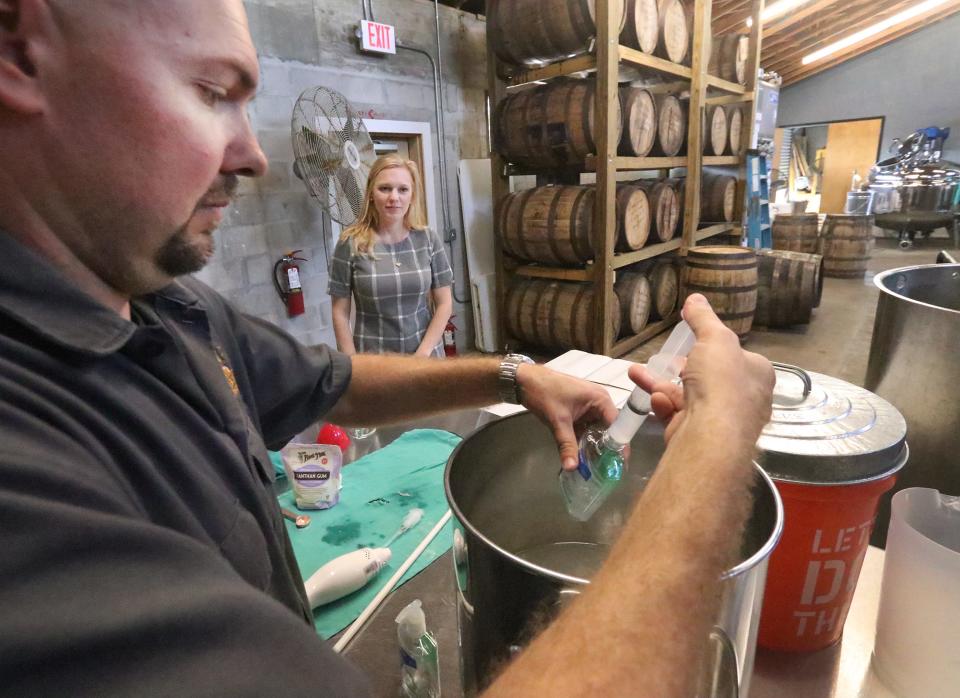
<box><xmin>213</xmin><ymin>346</ymin><xmax>240</xmax><ymax>397</ymax></box>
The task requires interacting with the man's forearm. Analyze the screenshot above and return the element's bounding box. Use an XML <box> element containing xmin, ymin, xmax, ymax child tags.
<box><xmin>326</xmin><ymin>354</ymin><xmax>502</xmax><ymax>426</ymax></box>
<box><xmin>483</xmin><ymin>410</ymin><xmax>757</xmax><ymax>698</ymax></box>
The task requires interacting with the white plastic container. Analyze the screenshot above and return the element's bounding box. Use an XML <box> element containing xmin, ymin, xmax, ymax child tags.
<box><xmin>873</xmin><ymin>487</ymin><xmax>960</xmax><ymax>697</ymax></box>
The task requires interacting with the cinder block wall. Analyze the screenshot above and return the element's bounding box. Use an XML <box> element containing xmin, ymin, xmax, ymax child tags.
<box><xmin>196</xmin><ymin>0</ymin><xmax>488</xmax><ymax>349</ymax></box>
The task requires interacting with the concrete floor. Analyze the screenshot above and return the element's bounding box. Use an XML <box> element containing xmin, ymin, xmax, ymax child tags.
<box><xmin>622</xmin><ymin>238</ymin><xmax>951</xmax><ymax>387</ymax></box>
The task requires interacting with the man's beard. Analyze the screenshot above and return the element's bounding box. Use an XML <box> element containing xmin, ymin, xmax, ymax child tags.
<box><xmin>154</xmin><ymin>225</ymin><xmax>213</xmax><ymax>277</ymax></box>
<box><xmin>154</xmin><ymin>175</ymin><xmax>237</xmax><ymax>278</ymax></box>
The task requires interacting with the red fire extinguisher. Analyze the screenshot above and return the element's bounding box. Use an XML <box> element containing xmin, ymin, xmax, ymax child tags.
<box><xmin>443</xmin><ymin>316</ymin><xmax>458</xmax><ymax>357</ymax></box>
<box><xmin>273</xmin><ymin>250</ymin><xmax>308</xmax><ymax>317</ymax></box>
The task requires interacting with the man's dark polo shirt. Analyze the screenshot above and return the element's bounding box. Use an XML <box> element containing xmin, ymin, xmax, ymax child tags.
<box><xmin>0</xmin><ymin>233</ymin><xmax>369</xmax><ymax>695</ymax></box>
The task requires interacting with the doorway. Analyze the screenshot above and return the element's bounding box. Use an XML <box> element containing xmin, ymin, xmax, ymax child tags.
<box><xmin>772</xmin><ymin>118</ymin><xmax>884</xmax><ymax>214</ymax></box>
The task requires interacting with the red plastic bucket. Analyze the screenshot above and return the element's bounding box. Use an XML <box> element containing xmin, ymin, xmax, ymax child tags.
<box><xmin>759</xmin><ymin>472</ymin><xmax>899</xmax><ymax>651</ymax></box>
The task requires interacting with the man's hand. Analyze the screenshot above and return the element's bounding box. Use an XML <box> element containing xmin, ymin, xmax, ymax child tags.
<box><xmin>516</xmin><ymin>365</ymin><xmax>618</xmax><ymax>471</ymax></box>
<box><xmin>628</xmin><ymin>293</ymin><xmax>774</xmax><ymax>446</ymax></box>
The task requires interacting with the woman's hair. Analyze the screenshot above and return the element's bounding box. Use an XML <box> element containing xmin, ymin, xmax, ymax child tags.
<box><xmin>340</xmin><ymin>154</ymin><xmax>428</xmax><ymax>256</ymax></box>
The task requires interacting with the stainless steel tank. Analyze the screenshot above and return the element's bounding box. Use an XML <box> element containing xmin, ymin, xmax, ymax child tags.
<box><xmin>446</xmin><ymin>411</ymin><xmax>783</xmax><ymax>697</ymax></box>
<box><xmin>865</xmin><ymin>263</ymin><xmax>960</xmax><ymax>546</ymax></box>
<box><xmin>868</xmin><ymin>128</ymin><xmax>960</xmax><ymax>248</ymax></box>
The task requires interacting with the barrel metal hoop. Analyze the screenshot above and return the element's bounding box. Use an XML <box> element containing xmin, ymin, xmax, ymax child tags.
<box><xmin>570</xmin><ymin>186</ymin><xmax>593</xmax><ymax>261</ymax></box>
<box><xmin>518</xmin><ymin>277</ymin><xmax>537</xmax><ymax>342</ymax></box>
<box><xmin>717</xmin><ymin>309</ymin><xmax>757</xmax><ymax>320</ymax></box>
<box><xmin>547</xmin><ymin>282</ymin><xmax>564</xmax><ymax>349</ymax></box>
<box><xmin>556</xmin><ymin>80</ymin><xmax>577</xmax><ymax>157</ymax></box>
<box><xmin>496</xmin><ymin>192</ymin><xmax>511</xmax><ymax>256</ymax></box>
<box><xmin>524</xmin><ymin>279</ymin><xmax>542</xmax><ymax>346</ymax></box>
<box><xmin>535</xmin><ymin>0</ymin><xmax>560</xmax><ymax>57</ymax></box>
<box><xmin>575</xmin><ymin>0</ymin><xmax>595</xmax><ymax>43</ymax></box>
<box><xmin>529</xmin><ymin>87</ymin><xmax>549</xmax><ymax>159</ymax></box>
<box><xmin>570</xmin><ymin>283</ymin><xmax>589</xmax><ymax>349</ymax></box>
<box><xmin>684</xmin><ymin>283</ymin><xmax>757</xmax><ymax>294</ymax></box>
<box><xmin>544</xmin><ymin>187</ymin><xmax>566</xmax><ymax>264</ymax></box>
<box><xmin>513</xmin><ymin>188</ymin><xmax>537</xmax><ymax>262</ymax></box>
<box><xmin>581</xmin><ymin>82</ymin><xmax>594</xmax><ymax>156</ymax></box>
<box><xmin>684</xmin><ymin>260</ymin><xmax>757</xmax><ymax>270</ymax></box>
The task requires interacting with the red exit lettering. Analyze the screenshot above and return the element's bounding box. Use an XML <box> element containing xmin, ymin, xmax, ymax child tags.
<box><xmin>361</xmin><ymin>20</ymin><xmax>395</xmax><ymax>54</ymax></box>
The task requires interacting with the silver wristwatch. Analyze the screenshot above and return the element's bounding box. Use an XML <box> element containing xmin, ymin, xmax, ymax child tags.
<box><xmin>498</xmin><ymin>353</ymin><xmax>534</xmax><ymax>404</ymax></box>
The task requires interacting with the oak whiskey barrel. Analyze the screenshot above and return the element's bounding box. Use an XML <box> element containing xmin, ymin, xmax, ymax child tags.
<box><xmin>619</xmin><ymin>86</ymin><xmax>657</xmax><ymax>157</ymax></box>
<box><xmin>495</xmin><ymin>79</ymin><xmax>621</xmax><ymax>168</ymax></box>
<box><xmin>498</xmin><ymin>186</ymin><xmax>594</xmax><ymax>265</ymax></box>
<box><xmin>725</xmin><ymin>105</ymin><xmax>743</xmax><ymax>155</ymax></box>
<box><xmin>634</xmin><ymin>179</ymin><xmax>679</xmax><ymax>242</ymax></box>
<box><xmin>701</xmin><ymin>173</ymin><xmax>737</xmax><ymax>222</ymax></box>
<box><xmin>704</xmin><ymin>104</ymin><xmax>728</xmax><ymax>156</ymax></box>
<box><xmin>505</xmin><ymin>278</ymin><xmax>620</xmax><ymax>352</ymax></box>
<box><xmin>682</xmin><ymin>246</ymin><xmax>757</xmax><ymax>337</ymax></box>
<box><xmin>616</xmin><ymin>184</ymin><xmax>652</xmax><ymax>251</ymax></box>
<box><xmin>499</xmin><ymin>184</ymin><xmax>652</xmax><ymax>262</ymax></box>
<box><xmin>621</xmin><ymin>0</ymin><xmax>659</xmax><ymax>55</ymax></box>
<box><xmin>651</xmin><ymin>93</ymin><xmax>686</xmax><ymax>157</ymax></box>
<box><xmin>666</xmin><ymin>177</ymin><xmax>686</xmax><ymax>228</ymax></box>
<box><xmin>656</xmin><ymin>0</ymin><xmax>689</xmax><ymax>65</ymax></box>
<box><xmin>489</xmin><ymin>0</ymin><xmax>627</xmax><ymax>68</ymax></box>
<box><xmin>755</xmin><ymin>249</ymin><xmax>822</xmax><ymax>327</ymax></box>
<box><xmin>649</xmin><ymin>260</ymin><xmax>679</xmax><ymax>320</ymax></box>
<box><xmin>709</xmin><ymin>34</ymin><xmax>749</xmax><ymax>85</ymax></box>
<box><xmin>819</xmin><ymin>215</ymin><xmax>875</xmax><ymax>278</ymax></box>
<box><xmin>772</xmin><ymin>214</ymin><xmax>820</xmax><ymax>254</ymax></box>
<box><xmin>615</xmin><ymin>271</ymin><xmax>652</xmax><ymax>335</ymax></box>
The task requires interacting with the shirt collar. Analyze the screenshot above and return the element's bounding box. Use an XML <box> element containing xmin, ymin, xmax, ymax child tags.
<box><xmin>0</xmin><ymin>232</ymin><xmax>204</xmax><ymax>357</ymax></box>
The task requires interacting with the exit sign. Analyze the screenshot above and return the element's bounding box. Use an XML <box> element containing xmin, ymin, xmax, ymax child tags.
<box><xmin>360</xmin><ymin>20</ymin><xmax>396</xmax><ymax>54</ymax></box>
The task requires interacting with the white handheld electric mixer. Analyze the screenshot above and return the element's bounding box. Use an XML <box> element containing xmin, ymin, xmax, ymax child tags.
<box><xmin>303</xmin><ymin>508</ymin><xmax>425</xmax><ymax>609</ymax></box>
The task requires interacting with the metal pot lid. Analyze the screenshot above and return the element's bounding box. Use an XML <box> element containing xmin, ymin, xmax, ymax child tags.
<box><xmin>757</xmin><ymin>364</ymin><xmax>907</xmax><ymax>485</ymax></box>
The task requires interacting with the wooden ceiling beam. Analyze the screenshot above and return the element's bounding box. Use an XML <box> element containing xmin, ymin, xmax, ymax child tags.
<box><xmin>712</xmin><ymin>1</ymin><xmax>752</xmax><ymax>34</ymax></box>
<box><xmin>779</xmin><ymin>3</ymin><xmax>960</xmax><ymax>83</ymax></box>
<box><xmin>762</xmin><ymin>0</ymin><xmax>917</xmax><ymax>71</ymax></box>
<box><xmin>763</xmin><ymin>0</ymin><xmax>911</xmax><ymax>54</ymax></box>
<box><xmin>763</xmin><ymin>0</ymin><xmax>842</xmax><ymax>37</ymax></box>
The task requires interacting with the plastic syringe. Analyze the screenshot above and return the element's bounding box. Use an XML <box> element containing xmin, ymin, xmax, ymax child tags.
<box><xmin>604</xmin><ymin>319</ymin><xmax>696</xmax><ymax>448</ymax></box>
<box><xmin>559</xmin><ymin>320</ymin><xmax>695</xmax><ymax>521</ymax></box>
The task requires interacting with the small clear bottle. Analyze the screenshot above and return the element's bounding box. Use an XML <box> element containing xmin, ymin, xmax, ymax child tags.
<box><xmin>559</xmin><ymin>426</ymin><xmax>629</xmax><ymax>522</ymax></box>
<box><xmin>559</xmin><ymin>320</ymin><xmax>696</xmax><ymax>522</ymax></box>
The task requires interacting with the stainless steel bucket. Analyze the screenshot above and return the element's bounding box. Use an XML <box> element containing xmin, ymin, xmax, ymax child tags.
<box><xmin>866</xmin><ymin>263</ymin><xmax>960</xmax><ymax>546</ymax></box>
<box><xmin>446</xmin><ymin>412</ymin><xmax>784</xmax><ymax>697</ymax></box>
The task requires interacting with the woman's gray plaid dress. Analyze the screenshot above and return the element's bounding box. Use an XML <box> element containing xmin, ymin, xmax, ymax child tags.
<box><xmin>328</xmin><ymin>228</ymin><xmax>453</xmax><ymax>357</ymax></box>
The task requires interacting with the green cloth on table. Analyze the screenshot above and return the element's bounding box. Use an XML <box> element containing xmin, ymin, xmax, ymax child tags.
<box><xmin>278</xmin><ymin>429</ymin><xmax>460</xmax><ymax>639</ymax></box>
<box><xmin>269</xmin><ymin>449</ymin><xmax>285</xmax><ymax>477</ymax></box>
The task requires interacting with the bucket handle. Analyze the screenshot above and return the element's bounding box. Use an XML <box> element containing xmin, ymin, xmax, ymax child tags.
<box><xmin>700</xmin><ymin>626</ymin><xmax>740</xmax><ymax>698</ymax></box>
<box><xmin>771</xmin><ymin>362</ymin><xmax>812</xmax><ymax>399</ymax></box>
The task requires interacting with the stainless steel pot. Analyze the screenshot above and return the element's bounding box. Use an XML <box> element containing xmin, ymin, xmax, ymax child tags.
<box><xmin>445</xmin><ymin>412</ymin><xmax>783</xmax><ymax>697</ymax></box>
<box><xmin>868</xmin><ymin>128</ymin><xmax>960</xmax><ymax>235</ymax></box>
<box><xmin>866</xmin><ymin>263</ymin><xmax>960</xmax><ymax>546</ymax></box>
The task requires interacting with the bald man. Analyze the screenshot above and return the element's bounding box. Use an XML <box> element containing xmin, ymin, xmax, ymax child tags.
<box><xmin>0</xmin><ymin>1</ymin><xmax>774</xmax><ymax>696</ymax></box>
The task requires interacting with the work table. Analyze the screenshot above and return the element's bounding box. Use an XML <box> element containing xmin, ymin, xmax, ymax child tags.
<box><xmin>303</xmin><ymin>409</ymin><xmax>894</xmax><ymax>697</ymax></box>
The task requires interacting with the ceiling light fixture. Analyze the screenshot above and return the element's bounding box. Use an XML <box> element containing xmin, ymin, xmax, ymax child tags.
<box><xmin>802</xmin><ymin>0</ymin><xmax>950</xmax><ymax>64</ymax></box>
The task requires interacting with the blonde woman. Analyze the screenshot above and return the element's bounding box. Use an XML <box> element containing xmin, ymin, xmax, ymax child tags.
<box><xmin>329</xmin><ymin>154</ymin><xmax>453</xmax><ymax>357</ymax></box>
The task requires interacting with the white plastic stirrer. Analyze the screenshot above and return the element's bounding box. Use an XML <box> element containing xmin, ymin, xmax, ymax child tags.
<box><xmin>333</xmin><ymin>509</ymin><xmax>452</xmax><ymax>654</ymax></box>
